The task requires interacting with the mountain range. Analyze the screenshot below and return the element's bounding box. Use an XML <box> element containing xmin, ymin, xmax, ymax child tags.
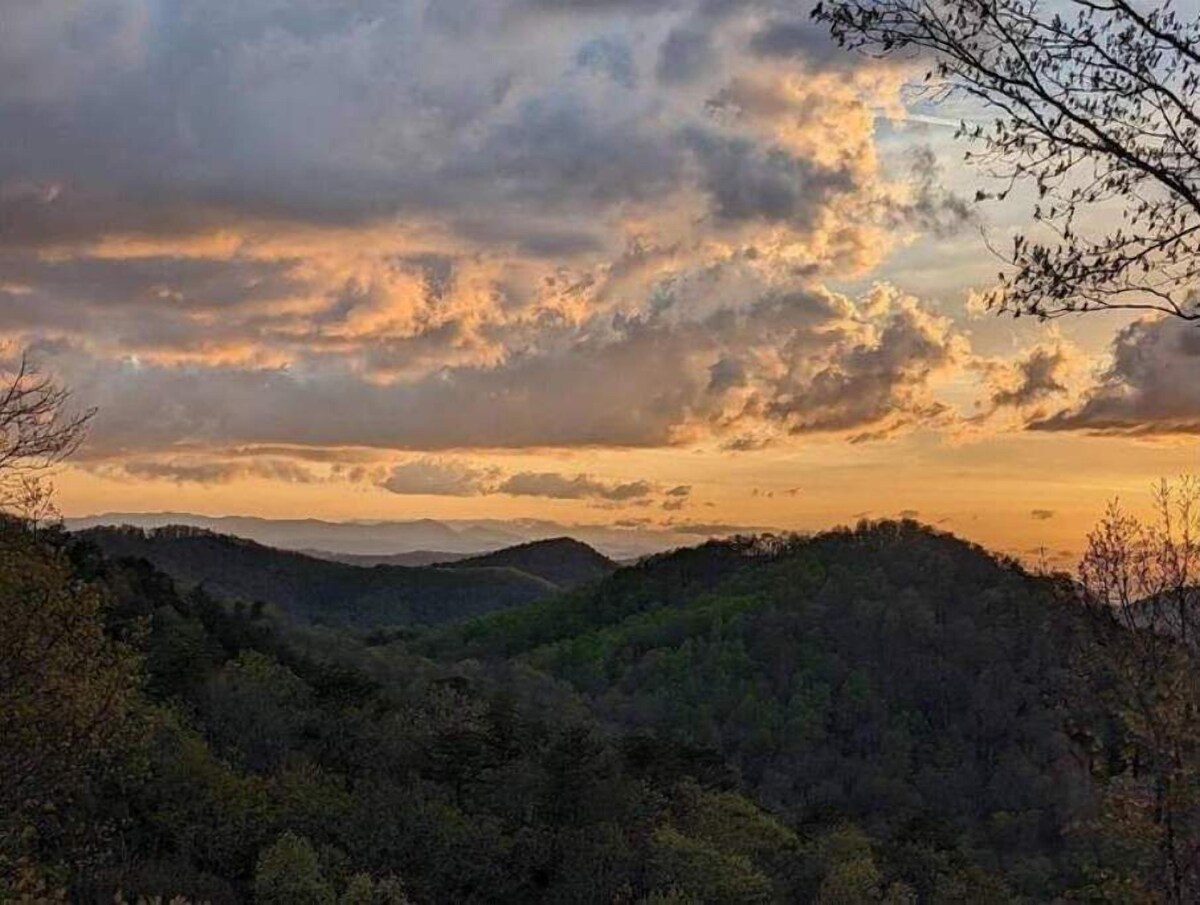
<box><xmin>64</xmin><ymin>511</ymin><xmax>770</xmax><ymax>560</ymax></box>
<box><xmin>75</xmin><ymin>525</ymin><xmax>618</xmax><ymax>627</ymax></box>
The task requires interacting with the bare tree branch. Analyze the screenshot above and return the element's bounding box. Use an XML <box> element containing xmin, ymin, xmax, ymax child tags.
<box><xmin>814</xmin><ymin>0</ymin><xmax>1200</xmax><ymax>320</ymax></box>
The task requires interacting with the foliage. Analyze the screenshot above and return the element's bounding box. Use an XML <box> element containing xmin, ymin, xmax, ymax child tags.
<box><xmin>0</xmin><ymin>521</ymin><xmax>141</xmax><ymax>896</ymax></box>
<box><xmin>434</xmin><ymin>521</ymin><xmax>1097</xmax><ymax>898</ymax></box>
<box><xmin>10</xmin><ymin>514</ymin><xmax>1200</xmax><ymax>901</ymax></box>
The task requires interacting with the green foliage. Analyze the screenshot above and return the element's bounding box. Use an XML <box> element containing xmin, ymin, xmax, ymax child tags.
<box><xmin>254</xmin><ymin>832</ymin><xmax>334</xmax><ymax>904</ymax></box>
<box><xmin>0</xmin><ymin>522</ymin><xmax>142</xmax><ymax>894</ymax></box>
<box><xmin>5</xmin><ymin>518</ymin><xmax>1185</xmax><ymax>902</ymax></box>
<box><xmin>434</xmin><ymin>522</ymin><xmax>1096</xmax><ymax>897</ymax></box>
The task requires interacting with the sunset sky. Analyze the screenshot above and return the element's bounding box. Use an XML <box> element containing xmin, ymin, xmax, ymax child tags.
<box><xmin>4</xmin><ymin>0</ymin><xmax>1200</xmax><ymax>562</ymax></box>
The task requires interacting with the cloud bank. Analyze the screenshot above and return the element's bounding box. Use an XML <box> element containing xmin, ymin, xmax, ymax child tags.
<box><xmin>0</xmin><ymin>0</ymin><xmax>990</xmax><ymax>506</ymax></box>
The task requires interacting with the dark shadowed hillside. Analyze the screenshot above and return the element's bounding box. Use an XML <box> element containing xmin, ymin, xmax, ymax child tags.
<box><xmin>446</xmin><ymin>537</ymin><xmax>617</xmax><ymax>589</ymax></box>
<box><xmin>76</xmin><ymin>525</ymin><xmax>558</xmax><ymax>627</ymax></box>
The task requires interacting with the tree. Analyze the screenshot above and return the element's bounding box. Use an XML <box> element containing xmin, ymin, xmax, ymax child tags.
<box><xmin>1078</xmin><ymin>479</ymin><xmax>1200</xmax><ymax>903</ymax></box>
<box><xmin>814</xmin><ymin>0</ymin><xmax>1200</xmax><ymax>321</ymax></box>
<box><xmin>253</xmin><ymin>833</ymin><xmax>335</xmax><ymax>905</ymax></box>
<box><xmin>0</xmin><ymin>524</ymin><xmax>141</xmax><ymax>893</ymax></box>
<box><xmin>0</xmin><ymin>351</ymin><xmax>93</xmax><ymax>515</ymax></box>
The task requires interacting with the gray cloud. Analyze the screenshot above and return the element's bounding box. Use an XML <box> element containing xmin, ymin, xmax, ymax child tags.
<box><xmin>747</xmin><ymin>16</ymin><xmax>862</xmax><ymax>70</ymax></box>
<box><xmin>657</xmin><ymin>25</ymin><xmax>715</xmax><ymax>83</ymax></box>
<box><xmin>684</xmin><ymin>128</ymin><xmax>855</xmax><ymax>227</ymax></box>
<box><xmin>991</xmin><ymin>345</ymin><xmax>1069</xmax><ymax>409</ymax></box>
<box><xmin>41</xmin><ymin>279</ymin><xmax>964</xmax><ymax>456</ymax></box>
<box><xmin>104</xmin><ymin>456</ymin><xmax>321</xmax><ymax>485</ymax></box>
<box><xmin>1032</xmin><ymin>318</ymin><xmax>1200</xmax><ymax>435</ymax></box>
<box><xmin>498</xmin><ymin>472</ymin><xmax>655</xmax><ymax>500</ymax></box>
<box><xmin>380</xmin><ymin>459</ymin><xmax>497</xmax><ymax>496</ymax></box>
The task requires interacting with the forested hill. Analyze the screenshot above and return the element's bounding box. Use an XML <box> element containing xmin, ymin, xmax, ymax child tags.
<box><xmin>75</xmin><ymin>525</ymin><xmax>571</xmax><ymax>627</ymax></box>
<box><xmin>426</xmin><ymin>521</ymin><xmax>1102</xmax><ymax>899</ymax></box>
<box><xmin>445</xmin><ymin>537</ymin><xmax>618</xmax><ymax>588</ymax></box>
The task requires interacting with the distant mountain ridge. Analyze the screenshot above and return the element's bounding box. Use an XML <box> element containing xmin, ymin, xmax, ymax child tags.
<box><xmin>303</xmin><ymin>549</ymin><xmax>470</xmax><ymax>568</ymax></box>
<box><xmin>447</xmin><ymin>537</ymin><xmax>618</xmax><ymax>588</ymax></box>
<box><xmin>73</xmin><ymin>525</ymin><xmax>613</xmax><ymax>627</ymax></box>
<box><xmin>64</xmin><ymin>511</ymin><xmax>767</xmax><ymax>560</ymax></box>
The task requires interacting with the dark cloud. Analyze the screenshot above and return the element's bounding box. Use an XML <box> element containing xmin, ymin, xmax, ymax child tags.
<box><xmin>576</xmin><ymin>36</ymin><xmax>639</xmax><ymax>88</ymax></box>
<box><xmin>684</xmin><ymin>128</ymin><xmax>855</xmax><ymax>227</ymax></box>
<box><xmin>105</xmin><ymin>457</ymin><xmax>321</xmax><ymax>485</ymax></box>
<box><xmin>1032</xmin><ymin>318</ymin><xmax>1200</xmax><ymax>435</ymax></box>
<box><xmin>657</xmin><ymin>25</ymin><xmax>715</xmax><ymax>83</ymax></box>
<box><xmin>764</xmin><ymin>300</ymin><xmax>962</xmax><ymax>436</ymax></box>
<box><xmin>498</xmin><ymin>472</ymin><xmax>655</xmax><ymax>501</ymax></box>
<box><xmin>991</xmin><ymin>345</ymin><xmax>1069</xmax><ymax>409</ymax></box>
<box><xmin>43</xmin><ymin>281</ymin><xmax>964</xmax><ymax>455</ymax></box>
<box><xmin>749</xmin><ymin>20</ymin><xmax>834</xmax><ymax>60</ymax></box>
<box><xmin>380</xmin><ymin>459</ymin><xmax>496</xmax><ymax>496</ymax></box>
<box><xmin>1031</xmin><ymin>509</ymin><xmax>1055</xmax><ymax>521</ymax></box>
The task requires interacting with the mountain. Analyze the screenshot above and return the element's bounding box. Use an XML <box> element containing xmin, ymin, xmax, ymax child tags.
<box><xmin>446</xmin><ymin>537</ymin><xmax>618</xmax><ymax>589</ymax></box>
<box><xmin>425</xmin><ymin>521</ymin><xmax>1097</xmax><ymax>899</ymax></box>
<box><xmin>75</xmin><ymin>525</ymin><xmax>559</xmax><ymax>627</ymax></box>
<box><xmin>302</xmin><ymin>548</ymin><xmax>469</xmax><ymax>568</ymax></box>
<box><xmin>64</xmin><ymin>511</ymin><xmax>768</xmax><ymax>560</ymax></box>
<box><xmin>66</xmin><ymin>513</ymin><xmax>486</xmax><ymax>556</ymax></box>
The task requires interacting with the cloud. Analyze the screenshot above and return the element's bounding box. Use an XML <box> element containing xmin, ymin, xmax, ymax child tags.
<box><xmin>380</xmin><ymin>459</ymin><xmax>497</xmax><ymax>496</ymax></box>
<box><xmin>39</xmin><ymin>279</ymin><xmax>969</xmax><ymax>456</ymax></box>
<box><xmin>497</xmin><ymin>472</ymin><xmax>655</xmax><ymax>501</ymax></box>
<box><xmin>683</xmin><ymin>127</ymin><xmax>854</xmax><ymax>227</ymax></box>
<box><xmin>0</xmin><ymin>0</ymin><xmax>982</xmax><ymax>486</ymax></box>
<box><xmin>100</xmin><ymin>456</ymin><xmax>321</xmax><ymax>485</ymax></box>
<box><xmin>656</xmin><ymin>25</ymin><xmax>714</xmax><ymax>83</ymax></box>
<box><xmin>1032</xmin><ymin>318</ymin><xmax>1200</xmax><ymax>436</ymax></box>
<box><xmin>1031</xmin><ymin>509</ymin><xmax>1055</xmax><ymax>521</ymax></box>
<box><xmin>988</xmin><ymin>344</ymin><xmax>1072</xmax><ymax>410</ymax></box>
<box><xmin>667</xmin><ymin>520</ymin><xmax>777</xmax><ymax>536</ymax></box>
<box><xmin>749</xmin><ymin>19</ymin><xmax>849</xmax><ymax>66</ymax></box>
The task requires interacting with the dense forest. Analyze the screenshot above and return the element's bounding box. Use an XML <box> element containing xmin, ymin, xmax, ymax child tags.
<box><xmin>5</xmin><ymin>513</ymin><xmax>1197</xmax><ymax>902</ymax></box>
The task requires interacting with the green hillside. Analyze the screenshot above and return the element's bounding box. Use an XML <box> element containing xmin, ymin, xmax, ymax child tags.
<box><xmin>426</xmin><ymin>522</ymin><xmax>1102</xmax><ymax>899</ymax></box>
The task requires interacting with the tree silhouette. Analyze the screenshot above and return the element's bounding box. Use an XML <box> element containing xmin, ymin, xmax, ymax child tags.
<box><xmin>1079</xmin><ymin>480</ymin><xmax>1200</xmax><ymax>902</ymax></box>
<box><xmin>814</xmin><ymin>0</ymin><xmax>1200</xmax><ymax>321</ymax></box>
<box><xmin>0</xmin><ymin>351</ymin><xmax>93</xmax><ymax>515</ymax></box>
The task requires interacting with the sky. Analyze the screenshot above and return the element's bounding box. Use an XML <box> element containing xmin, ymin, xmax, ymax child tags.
<box><xmin>3</xmin><ymin>0</ymin><xmax>1200</xmax><ymax>563</ymax></box>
